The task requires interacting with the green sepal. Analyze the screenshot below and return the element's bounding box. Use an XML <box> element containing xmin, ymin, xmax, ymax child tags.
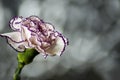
<box><xmin>17</xmin><ymin>48</ymin><xmax>39</xmax><ymax>65</ymax></box>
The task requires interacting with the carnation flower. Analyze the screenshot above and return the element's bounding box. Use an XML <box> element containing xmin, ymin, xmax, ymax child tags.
<box><xmin>1</xmin><ymin>16</ymin><xmax>68</xmax><ymax>58</ymax></box>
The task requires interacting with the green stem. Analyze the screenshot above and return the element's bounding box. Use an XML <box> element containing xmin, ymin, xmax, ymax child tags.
<box><xmin>13</xmin><ymin>62</ymin><xmax>24</xmax><ymax>80</ymax></box>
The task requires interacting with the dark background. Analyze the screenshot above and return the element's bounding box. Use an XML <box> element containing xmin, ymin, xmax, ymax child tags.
<box><xmin>0</xmin><ymin>0</ymin><xmax>120</xmax><ymax>80</ymax></box>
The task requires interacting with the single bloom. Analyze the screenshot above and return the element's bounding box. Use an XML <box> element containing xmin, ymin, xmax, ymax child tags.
<box><xmin>0</xmin><ymin>16</ymin><xmax>68</xmax><ymax>57</ymax></box>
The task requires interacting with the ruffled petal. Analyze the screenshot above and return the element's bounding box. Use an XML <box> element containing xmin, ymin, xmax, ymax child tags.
<box><xmin>10</xmin><ymin>17</ymin><xmax>23</xmax><ymax>31</ymax></box>
<box><xmin>7</xmin><ymin>38</ymin><xmax>29</xmax><ymax>52</ymax></box>
<box><xmin>46</xmin><ymin>36</ymin><xmax>66</xmax><ymax>56</ymax></box>
<box><xmin>29</xmin><ymin>36</ymin><xmax>41</xmax><ymax>47</ymax></box>
<box><xmin>21</xmin><ymin>26</ymin><xmax>31</xmax><ymax>41</ymax></box>
<box><xmin>0</xmin><ymin>32</ymin><xmax>23</xmax><ymax>42</ymax></box>
<box><xmin>45</xmin><ymin>23</ymin><xmax>55</xmax><ymax>31</ymax></box>
<box><xmin>0</xmin><ymin>32</ymin><xmax>30</xmax><ymax>51</ymax></box>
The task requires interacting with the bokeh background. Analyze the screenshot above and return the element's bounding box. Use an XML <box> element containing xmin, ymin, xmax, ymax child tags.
<box><xmin>0</xmin><ymin>0</ymin><xmax>120</xmax><ymax>80</ymax></box>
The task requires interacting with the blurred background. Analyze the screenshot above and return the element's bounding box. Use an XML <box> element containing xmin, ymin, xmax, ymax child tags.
<box><xmin>0</xmin><ymin>0</ymin><xmax>120</xmax><ymax>80</ymax></box>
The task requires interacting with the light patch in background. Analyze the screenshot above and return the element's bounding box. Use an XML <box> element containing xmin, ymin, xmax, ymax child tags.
<box><xmin>0</xmin><ymin>3</ymin><xmax>5</xmax><ymax>31</ymax></box>
<box><xmin>61</xmin><ymin>34</ymin><xmax>106</xmax><ymax>68</ymax></box>
<box><xmin>106</xmin><ymin>0</ymin><xmax>120</xmax><ymax>19</ymax></box>
<box><xmin>18</xmin><ymin>0</ymin><xmax>41</xmax><ymax>17</ymax></box>
<box><xmin>42</xmin><ymin>0</ymin><xmax>67</xmax><ymax>32</ymax></box>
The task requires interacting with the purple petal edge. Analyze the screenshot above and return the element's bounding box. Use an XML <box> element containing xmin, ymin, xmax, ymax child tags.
<box><xmin>0</xmin><ymin>34</ymin><xmax>26</xmax><ymax>43</ymax></box>
<box><xmin>56</xmin><ymin>31</ymin><xmax>69</xmax><ymax>56</ymax></box>
<box><xmin>9</xmin><ymin>16</ymin><xmax>23</xmax><ymax>31</ymax></box>
<box><xmin>0</xmin><ymin>34</ymin><xmax>26</xmax><ymax>52</ymax></box>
